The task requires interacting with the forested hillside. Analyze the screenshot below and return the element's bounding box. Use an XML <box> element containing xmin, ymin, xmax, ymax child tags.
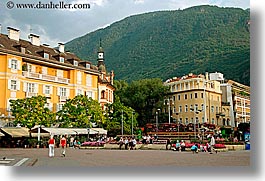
<box><xmin>65</xmin><ymin>5</ymin><xmax>250</xmax><ymax>85</ymax></box>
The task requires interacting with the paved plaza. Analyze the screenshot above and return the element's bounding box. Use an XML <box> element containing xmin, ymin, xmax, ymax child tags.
<box><xmin>0</xmin><ymin>147</ymin><xmax>250</xmax><ymax>167</ymax></box>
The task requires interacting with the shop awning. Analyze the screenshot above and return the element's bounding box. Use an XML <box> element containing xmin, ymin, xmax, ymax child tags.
<box><xmin>0</xmin><ymin>127</ymin><xmax>30</xmax><ymax>137</ymax></box>
<box><xmin>30</xmin><ymin>127</ymin><xmax>107</xmax><ymax>136</ymax></box>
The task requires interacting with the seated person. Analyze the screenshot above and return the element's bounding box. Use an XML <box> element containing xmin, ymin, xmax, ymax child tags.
<box><xmin>74</xmin><ymin>140</ymin><xmax>81</xmax><ymax>149</ymax></box>
<box><xmin>174</xmin><ymin>140</ymin><xmax>181</xmax><ymax>151</ymax></box>
<box><xmin>180</xmin><ymin>140</ymin><xmax>186</xmax><ymax>151</ymax></box>
<box><xmin>191</xmin><ymin>144</ymin><xmax>198</xmax><ymax>154</ymax></box>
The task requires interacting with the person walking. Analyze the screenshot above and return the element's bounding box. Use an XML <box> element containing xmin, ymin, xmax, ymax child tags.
<box><xmin>210</xmin><ymin>135</ymin><xmax>217</xmax><ymax>154</ymax></box>
<box><xmin>60</xmin><ymin>135</ymin><xmax>67</xmax><ymax>157</ymax></box>
<box><xmin>48</xmin><ymin>135</ymin><xmax>55</xmax><ymax>157</ymax></box>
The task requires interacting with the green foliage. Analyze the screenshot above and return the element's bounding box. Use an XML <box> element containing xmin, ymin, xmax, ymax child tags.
<box><xmin>57</xmin><ymin>95</ymin><xmax>104</xmax><ymax>128</ymax></box>
<box><xmin>66</xmin><ymin>5</ymin><xmax>250</xmax><ymax>85</ymax></box>
<box><xmin>114</xmin><ymin>78</ymin><xmax>170</xmax><ymax>127</ymax></box>
<box><xmin>10</xmin><ymin>96</ymin><xmax>55</xmax><ymax>132</ymax></box>
<box><xmin>104</xmin><ymin>97</ymin><xmax>137</xmax><ymax>136</ymax></box>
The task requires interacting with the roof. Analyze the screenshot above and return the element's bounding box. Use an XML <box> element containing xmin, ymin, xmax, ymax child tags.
<box><xmin>0</xmin><ymin>33</ymin><xmax>99</xmax><ymax>73</ymax></box>
<box><xmin>0</xmin><ymin>132</ymin><xmax>5</xmax><ymax>137</ymax></box>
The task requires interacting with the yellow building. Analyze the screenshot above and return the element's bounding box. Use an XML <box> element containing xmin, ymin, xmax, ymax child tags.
<box><xmin>0</xmin><ymin>27</ymin><xmax>114</xmax><ymax>125</ymax></box>
<box><xmin>164</xmin><ymin>73</ymin><xmax>222</xmax><ymax>126</ymax></box>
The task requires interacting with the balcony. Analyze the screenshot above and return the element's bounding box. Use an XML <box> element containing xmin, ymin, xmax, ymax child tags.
<box><xmin>59</xmin><ymin>96</ymin><xmax>68</xmax><ymax>102</ymax></box>
<box><xmin>22</xmin><ymin>71</ymin><xmax>70</xmax><ymax>84</ymax></box>
<box><xmin>26</xmin><ymin>92</ymin><xmax>37</xmax><ymax>98</ymax></box>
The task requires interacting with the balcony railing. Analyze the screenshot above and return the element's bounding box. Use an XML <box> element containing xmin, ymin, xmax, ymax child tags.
<box><xmin>22</xmin><ymin>71</ymin><xmax>69</xmax><ymax>84</ymax></box>
<box><xmin>26</xmin><ymin>92</ymin><xmax>37</xmax><ymax>98</ymax></box>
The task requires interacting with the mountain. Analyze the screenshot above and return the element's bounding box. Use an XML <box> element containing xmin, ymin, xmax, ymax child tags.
<box><xmin>65</xmin><ymin>5</ymin><xmax>250</xmax><ymax>85</ymax></box>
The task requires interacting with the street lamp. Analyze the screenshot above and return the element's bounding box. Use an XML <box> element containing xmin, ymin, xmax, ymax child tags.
<box><xmin>156</xmin><ymin>109</ymin><xmax>160</xmax><ymax>134</ymax></box>
<box><xmin>121</xmin><ymin>110</ymin><xmax>124</xmax><ymax>136</ymax></box>
<box><xmin>190</xmin><ymin>108</ymin><xmax>202</xmax><ymax>140</ymax></box>
<box><xmin>131</xmin><ymin>111</ymin><xmax>134</xmax><ymax>136</ymax></box>
<box><xmin>87</xmin><ymin>128</ymin><xmax>90</xmax><ymax>141</ymax></box>
<box><xmin>176</xmin><ymin>113</ymin><xmax>180</xmax><ymax>140</ymax></box>
<box><xmin>165</xmin><ymin>98</ymin><xmax>173</xmax><ymax>124</ymax></box>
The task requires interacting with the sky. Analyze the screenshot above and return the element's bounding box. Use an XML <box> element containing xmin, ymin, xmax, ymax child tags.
<box><xmin>0</xmin><ymin>0</ymin><xmax>250</xmax><ymax>47</ymax></box>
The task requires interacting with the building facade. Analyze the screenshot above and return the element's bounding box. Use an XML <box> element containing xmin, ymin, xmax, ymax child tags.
<box><xmin>221</xmin><ymin>80</ymin><xmax>250</xmax><ymax>127</ymax></box>
<box><xmin>164</xmin><ymin>73</ymin><xmax>222</xmax><ymax>126</ymax></box>
<box><xmin>0</xmin><ymin>27</ymin><xmax>114</xmax><ymax>126</ymax></box>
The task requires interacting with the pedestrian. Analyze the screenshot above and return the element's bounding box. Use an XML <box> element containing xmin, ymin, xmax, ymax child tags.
<box><xmin>70</xmin><ymin>136</ymin><xmax>74</xmax><ymax>148</ymax></box>
<box><xmin>210</xmin><ymin>135</ymin><xmax>217</xmax><ymax>154</ymax></box>
<box><xmin>166</xmin><ymin>138</ymin><xmax>171</xmax><ymax>150</ymax></box>
<box><xmin>175</xmin><ymin>140</ymin><xmax>181</xmax><ymax>152</ymax></box>
<box><xmin>124</xmin><ymin>137</ymin><xmax>129</xmax><ymax>150</ymax></box>
<box><xmin>60</xmin><ymin>135</ymin><xmax>67</xmax><ymax>157</ymax></box>
<box><xmin>48</xmin><ymin>135</ymin><xmax>55</xmax><ymax>157</ymax></box>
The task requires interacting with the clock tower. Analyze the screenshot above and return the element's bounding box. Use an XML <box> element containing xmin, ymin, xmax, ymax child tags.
<box><xmin>97</xmin><ymin>39</ymin><xmax>106</xmax><ymax>73</ymax></box>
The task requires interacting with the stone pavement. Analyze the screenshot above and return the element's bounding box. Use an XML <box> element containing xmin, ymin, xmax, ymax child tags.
<box><xmin>0</xmin><ymin>147</ymin><xmax>250</xmax><ymax>167</ymax></box>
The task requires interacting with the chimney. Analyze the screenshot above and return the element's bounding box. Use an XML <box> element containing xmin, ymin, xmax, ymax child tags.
<box><xmin>7</xmin><ymin>27</ymin><xmax>20</xmax><ymax>41</ymax></box>
<box><xmin>58</xmin><ymin>43</ymin><xmax>64</xmax><ymax>53</ymax></box>
<box><xmin>205</xmin><ymin>72</ymin><xmax>209</xmax><ymax>81</ymax></box>
<box><xmin>29</xmin><ymin>34</ymin><xmax>40</xmax><ymax>46</ymax></box>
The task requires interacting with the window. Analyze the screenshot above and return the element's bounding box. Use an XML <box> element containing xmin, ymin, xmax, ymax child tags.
<box><xmin>10</xmin><ymin>80</ymin><xmax>17</xmax><ymax>90</ymax></box>
<box><xmin>195</xmin><ymin>93</ymin><xmax>198</xmax><ymax>98</ymax></box>
<box><xmin>86</xmin><ymin>63</ymin><xmax>90</xmax><ymax>69</ymax></box>
<box><xmin>44</xmin><ymin>52</ymin><xmax>49</xmax><ymax>59</ymax></box>
<box><xmin>42</xmin><ymin>67</ymin><xmax>47</xmax><ymax>75</ymax></box>
<box><xmin>59</xmin><ymin>57</ymin><xmax>64</xmax><ymax>63</ymax></box>
<box><xmin>211</xmin><ymin>118</ymin><xmax>215</xmax><ymax>124</ymax></box>
<box><xmin>173</xmin><ymin>106</ymin><xmax>176</xmax><ymax>113</ymax></box>
<box><xmin>202</xmin><ymin>117</ymin><xmax>205</xmax><ymax>123</ymax></box>
<box><xmin>195</xmin><ymin>117</ymin><xmax>199</xmax><ymax>124</ymax></box>
<box><xmin>190</xmin><ymin>93</ymin><xmax>192</xmax><ymax>99</ymax></box>
<box><xmin>57</xmin><ymin>70</ymin><xmax>64</xmax><ymax>78</ymax></box>
<box><xmin>211</xmin><ymin>106</ymin><xmax>214</xmax><ymax>113</ymax></box>
<box><xmin>59</xmin><ymin>87</ymin><xmax>67</xmax><ymax>97</ymax></box>
<box><xmin>86</xmin><ymin>91</ymin><xmax>92</xmax><ymax>98</ymax></box>
<box><xmin>178</xmin><ymin>95</ymin><xmax>181</xmax><ymax>100</ymax></box>
<box><xmin>27</xmin><ymin>83</ymin><xmax>36</xmax><ymax>93</ymax></box>
<box><xmin>77</xmin><ymin>71</ymin><xmax>82</xmax><ymax>84</ymax></box>
<box><xmin>77</xmin><ymin>89</ymin><xmax>83</xmax><ymax>96</ymax></box>
<box><xmin>43</xmin><ymin>85</ymin><xmax>51</xmax><ymax>95</ymax></box>
<box><xmin>184</xmin><ymin>94</ymin><xmax>187</xmax><ymax>100</ymax></box>
<box><xmin>74</xmin><ymin>60</ymin><xmax>78</xmax><ymax>66</ymax></box>
<box><xmin>179</xmin><ymin>118</ymin><xmax>182</xmax><ymax>124</ymax></box>
<box><xmin>185</xmin><ymin>118</ymin><xmax>189</xmax><ymax>125</ymax></box>
<box><xmin>57</xmin><ymin>103</ymin><xmax>64</xmax><ymax>111</ymax></box>
<box><xmin>201</xmin><ymin>93</ymin><xmax>204</xmax><ymax>98</ymax></box>
<box><xmin>195</xmin><ymin>104</ymin><xmax>198</xmax><ymax>111</ymax></box>
<box><xmin>11</xmin><ymin>59</ymin><xmax>18</xmax><ymax>69</ymax></box>
<box><xmin>201</xmin><ymin>104</ymin><xmax>204</xmax><ymax>111</ymax></box>
<box><xmin>86</xmin><ymin>75</ymin><xmax>92</xmax><ymax>87</ymax></box>
<box><xmin>185</xmin><ymin>105</ymin><xmax>188</xmax><ymax>112</ymax></box>
<box><xmin>179</xmin><ymin>106</ymin><xmax>182</xmax><ymax>113</ymax></box>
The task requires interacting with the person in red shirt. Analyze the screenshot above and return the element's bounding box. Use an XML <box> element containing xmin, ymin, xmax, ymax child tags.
<box><xmin>48</xmin><ymin>135</ymin><xmax>55</xmax><ymax>157</ymax></box>
<box><xmin>60</xmin><ymin>135</ymin><xmax>67</xmax><ymax>157</ymax></box>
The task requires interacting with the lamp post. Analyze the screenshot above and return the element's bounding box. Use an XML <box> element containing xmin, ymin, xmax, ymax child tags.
<box><xmin>165</xmin><ymin>98</ymin><xmax>173</xmax><ymax>124</ymax></box>
<box><xmin>87</xmin><ymin>128</ymin><xmax>90</xmax><ymax>141</ymax></box>
<box><xmin>190</xmin><ymin>108</ymin><xmax>202</xmax><ymax>140</ymax></box>
<box><xmin>121</xmin><ymin>110</ymin><xmax>124</xmax><ymax>136</ymax></box>
<box><xmin>176</xmin><ymin>113</ymin><xmax>180</xmax><ymax>140</ymax></box>
<box><xmin>131</xmin><ymin>111</ymin><xmax>133</xmax><ymax>136</ymax></box>
<box><xmin>156</xmin><ymin>109</ymin><xmax>160</xmax><ymax>134</ymax></box>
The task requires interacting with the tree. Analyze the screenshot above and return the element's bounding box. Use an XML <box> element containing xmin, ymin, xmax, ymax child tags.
<box><xmin>114</xmin><ymin>78</ymin><xmax>170</xmax><ymax>127</ymax></box>
<box><xmin>10</xmin><ymin>96</ymin><xmax>55</xmax><ymax>136</ymax></box>
<box><xmin>57</xmin><ymin>95</ymin><xmax>105</xmax><ymax>128</ymax></box>
<box><xmin>104</xmin><ymin>97</ymin><xmax>138</xmax><ymax>136</ymax></box>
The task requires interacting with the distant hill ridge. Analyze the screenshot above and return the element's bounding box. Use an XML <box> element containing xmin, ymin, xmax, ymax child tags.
<box><xmin>65</xmin><ymin>5</ymin><xmax>250</xmax><ymax>85</ymax></box>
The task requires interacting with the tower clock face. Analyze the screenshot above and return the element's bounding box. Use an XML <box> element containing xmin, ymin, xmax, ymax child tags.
<box><xmin>98</xmin><ymin>53</ymin><xmax>103</xmax><ymax>59</ymax></box>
